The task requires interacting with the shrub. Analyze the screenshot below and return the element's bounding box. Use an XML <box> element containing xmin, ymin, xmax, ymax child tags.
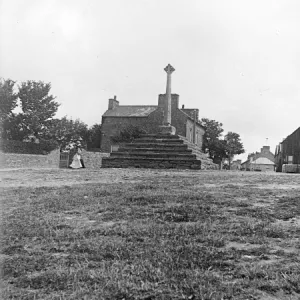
<box><xmin>110</xmin><ymin>125</ymin><xmax>147</xmax><ymax>143</ymax></box>
<box><xmin>0</xmin><ymin>139</ymin><xmax>58</xmax><ymax>154</ymax></box>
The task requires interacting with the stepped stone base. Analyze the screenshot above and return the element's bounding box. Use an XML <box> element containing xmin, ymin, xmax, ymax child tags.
<box><xmin>102</xmin><ymin>134</ymin><xmax>218</xmax><ymax>170</ymax></box>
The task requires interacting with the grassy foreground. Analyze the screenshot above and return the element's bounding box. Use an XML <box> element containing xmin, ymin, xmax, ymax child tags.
<box><xmin>1</xmin><ymin>169</ymin><xmax>300</xmax><ymax>300</ymax></box>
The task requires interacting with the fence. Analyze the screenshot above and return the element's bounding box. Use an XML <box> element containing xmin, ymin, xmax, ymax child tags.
<box><xmin>59</xmin><ymin>152</ymin><xmax>70</xmax><ymax>168</ymax></box>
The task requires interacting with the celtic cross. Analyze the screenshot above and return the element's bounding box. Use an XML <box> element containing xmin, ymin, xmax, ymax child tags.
<box><xmin>163</xmin><ymin>64</ymin><xmax>175</xmax><ymax>125</ymax></box>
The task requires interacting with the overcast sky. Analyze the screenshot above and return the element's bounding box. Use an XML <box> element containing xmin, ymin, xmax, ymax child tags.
<box><xmin>1</xmin><ymin>0</ymin><xmax>300</xmax><ymax>161</ymax></box>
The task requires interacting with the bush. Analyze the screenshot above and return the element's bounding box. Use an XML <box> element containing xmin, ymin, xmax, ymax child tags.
<box><xmin>0</xmin><ymin>139</ymin><xmax>59</xmax><ymax>154</ymax></box>
<box><xmin>110</xmin><ymin>125</ymin><xmax>147</xmax><ymax>143</ymax></box>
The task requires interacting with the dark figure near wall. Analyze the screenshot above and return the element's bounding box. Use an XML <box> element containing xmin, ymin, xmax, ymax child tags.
<box><xmin>78</xmin><ymin>148</ymin><xmax>85</xmax><ymax>168</ymax></box>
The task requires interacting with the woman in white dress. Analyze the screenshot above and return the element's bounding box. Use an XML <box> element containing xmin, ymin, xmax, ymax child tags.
<box><xmin>70</xmin><ymin>152</ymin><xmax>82</xmax><ymax>169</ymax></box>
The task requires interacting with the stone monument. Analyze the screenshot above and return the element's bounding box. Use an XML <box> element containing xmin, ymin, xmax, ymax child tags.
<box><xmin>159</xmin><ymin>64</ymin><xmax>176</xmax><ymax>135</ymax></box>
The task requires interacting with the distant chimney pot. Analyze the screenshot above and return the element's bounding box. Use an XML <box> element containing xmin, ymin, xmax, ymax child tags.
<box><xmin>182</xmin><ymin>104</ymin><xmax>185</xmax><ymax>109</ymax></box>
<box><xmin>114</xmin><ymin>95</ymin><xmax>117</xmax><ymax>100</ymax></box>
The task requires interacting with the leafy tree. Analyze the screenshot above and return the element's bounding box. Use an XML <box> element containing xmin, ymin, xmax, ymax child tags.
<box><xmin>0</xmin><ymin>78</ymin><xmax>18</xmax><ymax>118</ymax></box>
<box><xmin>87</xmin><ymin>123</ymin><xmax>102</xmax><ymax>149</ymax></box>
<box><xmin>209</xmin><ymin>139</ymin><xmax>228</xmax><ymax>166</ymax></box>
<box><xmin>199</xmin><ymin>118</ymin><xmax>245</xmax><ymax>169</ymax></box>
<box><xmin>46</xmin><ymin>117</ymin><xmax>89</xmax><ymax>150</ymax></box>
<box><xmin>199</xmin><ymin>118</ymin><xmax>226</xmax><ymax>164</ymax></box>
<box><xmin>2</xmin><ymin>114</ymin><xmax>29</xmax><ymax>141</ymax></box>
<box><xmin>17</xmin><ymin>80</ymin><xmax>60</xmax><ymax>140</ymax></box>
<box><xmin>0</xmin><ymin>78</ymin><xmax>18</xmax><ymax>139</ymax></box>
<box><xmin>224</xmin><ymin>131</ymin><xmax>245</xmax><ymax>169</ymax></box>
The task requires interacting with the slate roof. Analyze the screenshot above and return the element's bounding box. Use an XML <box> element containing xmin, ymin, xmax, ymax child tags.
<box><xmin>103</xmin><ymin>106</ymin><xmax>158</xmax><ymax>117</ymax></box>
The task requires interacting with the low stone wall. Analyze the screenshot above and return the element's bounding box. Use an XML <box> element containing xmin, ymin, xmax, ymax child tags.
<box><xmin>81</xmin><ymin>150</ymin><xmax>109</xmax><ymax>169</ymax></box>
<box><xmin>0</xmin><ymin>149</ymin><xmax>60</xmax><ymax>169</ymax></box>
<box><xmin>282</xmin><ymin>164</ymin><xmax>300</xmax><ymax>173</ymax></box>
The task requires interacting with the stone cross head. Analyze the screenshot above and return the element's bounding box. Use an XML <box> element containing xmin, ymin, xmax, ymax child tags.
<box><xmin>164</xmin><ymin>64</ymin><xmax>175</xmax><ymax>74</ymax></box>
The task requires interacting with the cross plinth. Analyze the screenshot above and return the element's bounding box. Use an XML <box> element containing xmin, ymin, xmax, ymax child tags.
<box><xmin>159</xmin><ymin>64</ymin><xmax>176</xmax><ymax>135</ymax></box>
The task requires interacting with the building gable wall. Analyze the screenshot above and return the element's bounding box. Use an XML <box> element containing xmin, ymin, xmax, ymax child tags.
<box><xmin>171</xmin><ymin>107</ymin><xmax>205</xmax><ymax>148</ymax></box>
<box><xmin>281</xmin><ymin>127</ymin><xmax>300</xmax><ymax>164</ymax></box>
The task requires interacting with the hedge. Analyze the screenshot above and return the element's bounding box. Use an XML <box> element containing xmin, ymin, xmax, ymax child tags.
<box><xmin>0</xmin><ymin>139</ymin><xmax>59</xmax><ymax>155</ymax></box>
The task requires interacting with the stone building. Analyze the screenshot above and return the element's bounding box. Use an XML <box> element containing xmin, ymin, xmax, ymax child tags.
<box><xmin>241</xmin><ymin>146</ymin><xmax>275</xmax><ymax>171</ymax></box>
<box><xmin>231</xmin><ymin>159</ymin><xmax>242</xmax><ymax>170</ymax></box>
<box><xmin>101</xmin><ymin>64</ymin><xmax>219</xmax><ymax>170</ymax></box>
<box><xmin>275</xmin><ymin>127</ymin><xmax>300</xmax><ymax>172</ymax></box>
<box><xmin>100</xmin><ymin>94</ymin><xmax>205</xmax><ymax>152</ymax></box>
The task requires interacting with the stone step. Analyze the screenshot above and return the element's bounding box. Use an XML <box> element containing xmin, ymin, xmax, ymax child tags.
<box><xmin>102</xmin><ymin>157</ymin><xmax>201</xmax><ymax>169</ymax></box>
<box><xmin>124</xmin><ymin>143</ymin><xmax>188</xmax><ymax>149</ymax></box>
<box><xmin>139</xmin><ymin>134</ymin><xmax>180</xmax><ymax>139</ymax></box>
<box><xmin>101</xmin><ymin>134</ymin><xmax>218</xmax><ymax>170</ymax></box>
<box><xmin>131</xmin><ymin>138</ymin><xmax>184</xmax><ymax>144</ymax></box>
<box><xmin>118</xmin><ymin>147</ymin><xmax>192</xmax><ymax>153</ymax></box>
<box><xmin>102</xmin><ymin>156</ymin><xmax>201</xmax><ymax>164</ymax></box>
<box><xmin>110</xmin><ymin>152</ymin><xmax>196</xmax><ymax>159</ymax></box>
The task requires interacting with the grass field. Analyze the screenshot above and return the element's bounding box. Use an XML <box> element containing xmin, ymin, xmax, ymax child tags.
<box><xmin>1</xmin><ymin>168</ymin><xmax>300</xmax><ymax>300</ymax></box>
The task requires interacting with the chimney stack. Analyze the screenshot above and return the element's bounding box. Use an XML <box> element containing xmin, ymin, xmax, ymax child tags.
<box><xmin>108</xmin><ymin>95</ymin><xmax>119</xmax><ymax>110</ymax></box>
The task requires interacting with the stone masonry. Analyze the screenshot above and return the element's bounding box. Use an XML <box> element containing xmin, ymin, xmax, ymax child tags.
<box><xmin>102</xmin><ymin>134</ymin><xmax>201</xmax><ymax>169</ymax></box>
<box><xmin>100</xmin><ymin>94</ymin><xmax>205</xmax><ymax>153</ymax></box>
<box><xmin>100</xmin><ymin>64</ymin><xmax>217</xmax><ymax>170</ymax></box>
<box><xmin>0</xmin><ymin>149</ymin><xmax>60</xmax><ymax>169</ymax></box>
<box><xmin>101</xmin><ymin>133</ymin><xmax>218</xmax><ymax>170</ymax></box>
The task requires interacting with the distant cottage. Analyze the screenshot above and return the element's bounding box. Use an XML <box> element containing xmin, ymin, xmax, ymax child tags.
<box><xmin>100</xmin><ymin>94</ymin><xmax>205</xmax><ymax>152</ymax></box>
<box><xmin>241</xmin><ymin>146</ymin><xmax>275</xmax><ymax>171</ymax></box>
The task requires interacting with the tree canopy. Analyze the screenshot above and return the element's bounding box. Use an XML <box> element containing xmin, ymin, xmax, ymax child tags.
<box><xmin>200</xmin><ymin>118</ymin><xmax>226</xmax><ymax>164</ymax></box>
<box><xmin>224</xmin><ymin>131</ymin><xmax>245</xmax><ymax>168</ymax></box>
<box><xmin>0</xmin><ymin>78</ymin><xmax>18</xmax><ymax>139</ymax></box>
<box><xmin>1</xmin><ymin>79</ymin><xmax>60</xmax><ymax>141</ymax></box>
<box><xmin>0</xmin><ymin>77</ymin><xmax>104</xmax><ymax>152</ymax></box>
<box><xmin>0</xmin><ymin>78</ymin><xmax>18</xmax><ymax>118</ymax></box>
<box><xmin>17</xmin><ymin>81</ymin><xmax>60</xmax><ymax>140</ymax></box>
<box><xmin>200</xmin><ymin>118</ymin><xmax>244</xmax><ymax>168</ymax></box>
<box><xmin>46</xmin><ymin>117</ymin><xmax>89</xmax><ymax>150</ymax></box>
<box><xmin>87</xmin><ymin>123</ymin><xmax>102</xmax><ymax>149</ymax></box>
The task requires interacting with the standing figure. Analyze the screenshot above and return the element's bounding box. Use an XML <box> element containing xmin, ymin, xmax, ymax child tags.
<box><xmin>77</xmin><ymin>147</ymin><xmax>85</xmax><ymax>168</ymax></box>
<box><xmin>70</xmin><ymin>151</ymin><xmax>82</xmax><ymax>169</ymax></box>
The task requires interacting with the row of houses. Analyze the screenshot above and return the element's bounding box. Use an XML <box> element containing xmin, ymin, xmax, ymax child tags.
<box><xmin>241</xmin><ymin>146</ymin><xmax>275</xmax><ymax>171</ymax></box>
<box><xmin>234</xmin><ymin>127</ymin><xmax>300</xmax><ymax>173</ymax></box>
<box><xmin>231</xmin><ymin>146</ymin><xmax>276</xmax><ymax>172</ymax></box>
